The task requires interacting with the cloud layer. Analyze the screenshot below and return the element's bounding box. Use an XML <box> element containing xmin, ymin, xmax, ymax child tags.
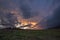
<box><xmin>0</xmin><ymin>0</ymin><xmax>60</xmax><ymax>29</ymax></box>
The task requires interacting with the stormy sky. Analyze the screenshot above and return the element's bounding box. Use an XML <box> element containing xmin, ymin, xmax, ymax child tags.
<box><xmin>0</xmin><ymin>0</ymin><xmax>60</xmax><ymax>29</ymax></box>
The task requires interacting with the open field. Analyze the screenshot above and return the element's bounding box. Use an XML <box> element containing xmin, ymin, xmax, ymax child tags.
<box><xmin>0</xmin><ymin>28</ymin><xmax>60</xmax><ymax>40</ymax></box>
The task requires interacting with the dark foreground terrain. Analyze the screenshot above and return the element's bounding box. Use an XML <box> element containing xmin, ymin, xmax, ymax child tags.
<box><xmin>0</xmin><ymin>28</ymin><xmax>60</xmax><ymax>40</ymax></box>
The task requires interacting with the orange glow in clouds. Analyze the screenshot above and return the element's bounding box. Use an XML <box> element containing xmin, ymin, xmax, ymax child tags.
<box><xmin>10</xmin><ymin>10</ymin><xmax>41</xmax><ymax>29</ymax></box>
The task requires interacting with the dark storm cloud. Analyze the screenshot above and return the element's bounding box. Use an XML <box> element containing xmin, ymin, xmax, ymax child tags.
<box><xmin>0</xmin><ymin>0</ymin><xmax>60</xmax><ymax>29</ymax></box>
<box><xmin>20</xmin><ymin>4</ymin><xmax>32</xmax><ymax>19</ymax></box>
<box><xmin>0</xmin><ymin>0</ymin><xmax>10</xmax><ymax>9</ymax></box>
<box><xmin>19</xmin><ymin>0</ymin><xmax>32</xmax><ymax>19</ymax></box>
<box><xmin>35</xmin><ymin>0</ymin><xmax>60</xmax><ymax>29</ymax></box>
<box><xmin>0</xmin><ymin>12</ymin><xmax>17</xmax><ymax>28</ymax></box>
<box><xmin>20</xmin><ymin>0</ymin><xmax>39</xmax><ymax>19</ymax></box>
<box><xmin>0</xmin><ymin>0</ymin><xmax>18</xmax><ymax>28</ymax></box>
<box><xmin>38</xmin><ymin>6</ymin><xmax>60</xmax><ymax>29</ymax></box>
<box><xmin>53</xmin><ymin>6</ymin><xmax>60</xmax><ymax>26</ymax></box>
<box><xmin>46</xmin><ymin>6</ymin><xmax>60</xmax><ymax>28</ymax></box>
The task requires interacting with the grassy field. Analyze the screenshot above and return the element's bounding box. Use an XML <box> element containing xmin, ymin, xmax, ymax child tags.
<box><xmin>0</xmin><ymin>28</ymin><xmax>60</xmax><ymax>40</ymax></box>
